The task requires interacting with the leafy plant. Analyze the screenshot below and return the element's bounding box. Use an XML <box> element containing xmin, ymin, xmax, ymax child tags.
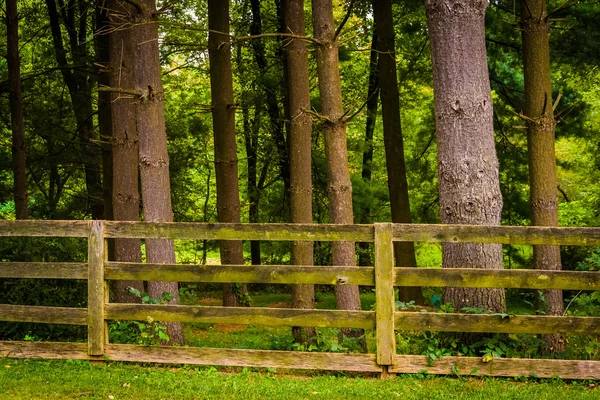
<box><xmin>108</xmin><ymin>289</ymin><xmax>172</xmax><ymax>346</ymax></box>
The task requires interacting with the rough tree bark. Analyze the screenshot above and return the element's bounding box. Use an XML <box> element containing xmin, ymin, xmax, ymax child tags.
<box><xmin>106</xmin><ymin>0</ymin><xmax>144</xmax><ymax>304</ymax></box>
<box><xmin>130</xmin><ymin>0</ymin><xmax>184</xmax><ymax>343</ymax></box>
<box><xmin>373</xmin><ymin>0</ymin><xmax>424</xmax><ymax>305</ymax></box>
<box><xmin>520</xmin><ymin>0</ymin><xmax>564</xmax><ymax>352</ymax></box>
<box><xmin>425</xmin><ymin>0</ymin><xmax>506</xmax><ymax>313</ymax></box>
<box><xmin>311</xmin><ymin>0</ymin><xmax>363</xmax><ymax>338</ymax></box>
<box><xmin>283</xmin><ymin>0</ymin><xmax>316</xmax><ymax>344</ymax></box>
<box><xmin>208</xmin><ymin>0</ymin><xmax>246</xmax><ymax>307</ymax></box>
<box><xmin>357</xmin><ymin>29</ymin><xmax>379</xmax><ymax>267</ymax></box>
<box><xmin>6</xmin><ymin>0</ymin><xmax>28</xmax><ymax>220</ymax></box>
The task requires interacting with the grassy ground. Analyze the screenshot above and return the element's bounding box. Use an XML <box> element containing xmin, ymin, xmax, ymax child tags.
<box><xmin>1</xmin><ymin>359</ymin><xmax>599</xmax><ymax>400</ymax></box>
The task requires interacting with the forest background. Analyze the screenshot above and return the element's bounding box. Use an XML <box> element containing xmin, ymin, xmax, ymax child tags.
<box><xmin>1</xmin><ymin>0</ymin><xmax>600</xmax><ymax>356</ymax></box>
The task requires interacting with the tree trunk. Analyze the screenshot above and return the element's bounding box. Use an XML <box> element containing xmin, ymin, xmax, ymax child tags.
<box><xmin>131</xmin><ymin>0</ymin><xmax>184</xmax><ymax>344</ymax></box>
<box><xmin>208</xmin><ymin>0</ymin><xmax>245</xmax><ymax>307</ymax></box>
<box><xmin>250</xmin><ymin>0</ymin><xmax>290</xmax><ymax>208</ymax></box>
<box><xmin>357</xmin><ymin>29</ymin><xmax>378</xmax><ymax>268</ymax></box>
<box><xmin>283</xmin><ymin>0</ymin><xmax>316</xmax><ymax>344</ymax></box>
<box><xmin>373</xmin><ymin>0</ymin><xmax>424</xmax><ymax>305</ymax></box>
<box><xmin>311</xmin><ymin>0</ymin><xmax>363</xmax><ymax>341</ymax></box>
<box><xmin>106</xmin><ymin>0</ymin><xmax>144</xmax><ymax>304</ymax></box>
<box><xmin>6</xmin><ymin>0</ymin><xmax>28</xmax><ymax>220</ymax></box>
<box><xmin>520</xmin><ymin>0</ymin><xmax>564</xmax><ymax>352</ymax></box>
<box><xmin>96</xmin><ymin>3</ymin><xmax>114</xmax><ymax>261</ymax></box>
<box><xmin>425</xmin><ymin>0</ymin><xmax>506</xmax><ymax>313</ymax></box>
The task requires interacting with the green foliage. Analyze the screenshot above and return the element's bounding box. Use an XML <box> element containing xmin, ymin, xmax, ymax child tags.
<box><xmin>108</xmin><ymin>289</ymin><xmax>172</xmax><ymax>346</ymax></box>
<box><xmin>0</xmin><ymin>237</ymin><xmax>87</xmax><ymax>341</ymax></box>
<box><xmin>576</xmin><ymin>248</ymin><xmax>600</xmax><ymax>271</ymax></box>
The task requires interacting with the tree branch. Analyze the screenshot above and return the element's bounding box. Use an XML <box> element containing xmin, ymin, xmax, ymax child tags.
<box><xmin>335</xmin><ymin>0</ymin><xmax>356</xmax><ymax>39</ymax></box>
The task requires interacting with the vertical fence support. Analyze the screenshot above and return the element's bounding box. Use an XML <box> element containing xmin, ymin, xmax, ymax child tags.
<box><xmin>374</xmin><ymin>223</ymin><xmax>395</xmax><ymax>378</ymax></box>
<box><xmin>88</xmin><ymin>220</ymin><xmax>105</xmax><ymax>356</ymax></box>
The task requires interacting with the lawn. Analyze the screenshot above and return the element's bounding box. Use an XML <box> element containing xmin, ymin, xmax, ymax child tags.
<box><xmin>1</xmin><ymin>359</ymin><xmax>599</xmax><ymax>400</ymax></box>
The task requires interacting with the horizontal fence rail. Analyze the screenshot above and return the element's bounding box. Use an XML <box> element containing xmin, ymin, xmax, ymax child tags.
<box><xmin>1</xmin><ymin>220</ymin><xmax>600</xmax><ymax>379</ymax></box>
<box><xmin>105</xmin><ymin>263</ymin><xmax>375</xmax><ymax>285</ymax></box>
<box><xmin>105</xmin><ymin>304</ymin><xmax>375</xmax><ymax>329</ymax></box>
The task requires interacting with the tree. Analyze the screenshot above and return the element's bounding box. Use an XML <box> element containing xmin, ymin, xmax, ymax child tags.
<box><xmin>44</xmin><ymin>0</ymin><xmax>104</xmax><ymax>219</ymax></box>
<box><xmin>130</xmin><ymin>0</ymin><xmax>184</xmax><ymax>344</ymax></box>
<box><xmin>105</xmin><ymin>0</ymin><xmax>144</xmax><ymax>303</ymax></box>
<box><xmin>6</xmin><ymin>0</ymin><xmax>27</xmax><ymax>220</ymax></box>
<box><xmin>372</xmin><ymin>0</ymin><xmax>423</xmax><ymax>304</ymax></box>
<box><xmin>283</xmin><ymin>0</ymin><xmax>315</xmax><ymax>344</ymax></box>
<box><xmin>425</xmin><ymin>0</ymin><xmax>506</xmax><ymax>313</ymax></box>
<box><xmin>208</xmin><ymin>0</ymin><xmax>246</xmax><ymax>307</ymax></box>
<box><xmin>357</xmin><ymin>28</ymin><xmax>378</xmax><ymax>267</ymax></box>
<box><xmin>96</xmin><ymin>4</ymin><xmax>113</xmax><ymax>227</ymax></box>
<box><xmin>520</xmin><ymin>0</ymin><xmax>564</xmax><ymax>350</ymax></box>
<box><xmin>311</xmin><ymin>0</ymin><xmax>362</xmax><ymax>335</ymax></box>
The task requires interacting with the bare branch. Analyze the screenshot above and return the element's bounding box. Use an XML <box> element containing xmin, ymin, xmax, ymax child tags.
<box><xmin>335</xmin><ymin>0</ymin><xmax>356</xmax><ymax>39</ymax></box>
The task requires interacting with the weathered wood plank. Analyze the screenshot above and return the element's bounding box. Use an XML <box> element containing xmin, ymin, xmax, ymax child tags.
<box><xmin>374</xmin><ymin>223</ymin><xmax>395</xmax><ymax>366</ymax></box>
<box><xmin>394</xmin><ymin>267</ymin><xmax>600</xmax><ymax>290</ymax></box>
<box><xmin>104</xmin><ymin>221</ymin><xmax>374</xmax><ymax>242</ymax></box>
<box><xmin>0</xmin><ymin>341</ymin><xmax>91</xmax><ymax>360</ymax></box>
<box><xmin>0</xmin><ymin>305</ymin><xmax>87</xmax><ymax>325</ymax></box>
<box><xmin>394</xmin><ymin>312</ymin><xmax>600</xmax><ymax>335</ymax></box>
<box><xmin>105</xmin><ymin>304</ymin><xmax>375</xmax><ymax>329</ymax></box>
<box><xmin>4</xmin><ymin>340</ymin><xmax>600</xmax><ymax>379</ymax></box>
<box><xmin>0</xmin><ymin>341</ymin><xmax>381</xmax><ymax>372</ymax></box>
<box><xmin>0</xmin><ymin>262</ymin><xmax>88</xmax><ymax>279</ymax></box>
<box><xmin>0</xmin><ymin>220</ymin><xmax>89</xmax><ymax>237</ymax></box>
<box><xmin>392</xmin><ymin>223</ymin><xmax>600</xmax><ymax>246</ymax></box>
<box><xmin>105</xmin><ymin>262</ymin><xmax>375</xmax><ymax>286</ymax></box>
<box><xmin>87</xmin><ymin>220</ymin><xmax>105</xmax><ymax>356</ymax></box>
<box><xmin>390</xmin><ymin>355</ymin><xmax>600</xmax><ymax>379</ymax></box>
<box><xmin>105</xmin><ymin>344</ymin><xmax>382</xmax><ymax>372</ymax></box>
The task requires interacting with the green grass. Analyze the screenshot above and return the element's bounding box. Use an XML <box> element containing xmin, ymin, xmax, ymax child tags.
<box><xmin>1</xmin><ymin>359</ymin><xmax>598</xmax><ymax>399</ymax></box>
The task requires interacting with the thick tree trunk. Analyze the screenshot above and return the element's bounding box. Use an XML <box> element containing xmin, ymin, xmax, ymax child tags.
<box><xmin>208</xmin><ymin>0</ymin><xmax>245</xmax><ymax>307</ymax></box>
<box><xmin>357</xmin><ymin>30</ymin><xmax>378</xmax><ymax>268</ymax></box>
<box><xmin>373</xmin><ymin>0</ymin><xmax>424</xmax><ymax>305</ymax></box>
<box><xmin>131</xmin><ymin>0</ymin><xmax>183</xmax><ymax>344</ymax></box>
<box><xmin>283</xmin><ymin>0</ymin><xmax>316</xmax><ymax>344</ymax></box>
<box><xmin>106</xmin><ymin>0</ymin><xmax>144</xmax><ymax>304</ymax></box>
<box><xmin>520</xmin><ymin>0</ymin><xmax>564</xmax><ymax>352</ymax></box>
<box><xmin>6</xmin><ymin>0</ymin><xmax>28</xmax><ymax>220</ymax></box>
<box><xmin>425</xmin><ymin>0</ymin><xmax>506</xmax><ymax>313</ymax></box>
<box><xmin>311</xmin><ymin>0</ymin><xmax>362</xmax><ymax>340</ymax></box>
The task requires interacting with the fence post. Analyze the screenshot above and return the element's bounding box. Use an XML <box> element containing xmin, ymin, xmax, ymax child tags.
<box><xmin>374</xmin><ymin>223</ymin><xmax>395</xmax><ymax>377</ymax></box>
<box><xmin>88</xmin><ymin>220</ymin><xmax>105</xmax><ymax>356</ymax></box>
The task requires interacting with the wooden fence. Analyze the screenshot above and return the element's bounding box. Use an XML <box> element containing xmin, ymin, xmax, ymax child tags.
<box><xmin>1</xmin><ymin>220</ymin><xmax>600</xmax><ymax>379</ymax></box>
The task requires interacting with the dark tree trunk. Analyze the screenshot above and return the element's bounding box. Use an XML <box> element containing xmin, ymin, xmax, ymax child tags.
<box><xmin>208</xmin><ymin>0</ymin><xmax>245</xmax><ymax>307</ymax></box>
<box><xmin>106</xmin><ymin>0</ymin><xmax>144</xmax><ymax>304</ymax></box>
<box><xmin>250</xmin><ymin>0</ymin><xmax>290</xmax><ymax>202</ymax></box>
<box><xmin>6</xmin><ymin>0</ymin><xmax>28</xmax><ymax>220</ymax></box>
<box><xmin>357</xmin><ymin>29</ymin><xmax>379</xmax><ymax>267</ymax></box>
<box><xmin>520</xmin><ymin>0</ymin><xmax>564</xmax><ymax>352</ymax></box>
<box><xmin>131</xmin><ymin>0</ymin><xmax>184</xmax><ymax>344</ymax></box>
<box><xmin>96</xmin><ymin>3</ymin><xmax>113</xmax><ymax>260</ymax></box>
<box><xmin>425</xmin><ymin>0</ymin><xmax>506</xmax><ymax>313</ymax></box>
<box><xmin>311</xmin><ymin>0</ymin><xmax>362</xmax><ymax>341</ymax></box>
<box><xmin>373</xmin><ymin>0</ymin><xmax>424</xmax><ymax>304</ymax></box>
<box><xmin>283</xmin><ymin>0</ymin><xmax>316</xmax><ymax>344</ymax></box>
<box><xmin>45</xmin><ymin>0</ymin><xmax>104</xmax><ymax>219</ymax></box>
